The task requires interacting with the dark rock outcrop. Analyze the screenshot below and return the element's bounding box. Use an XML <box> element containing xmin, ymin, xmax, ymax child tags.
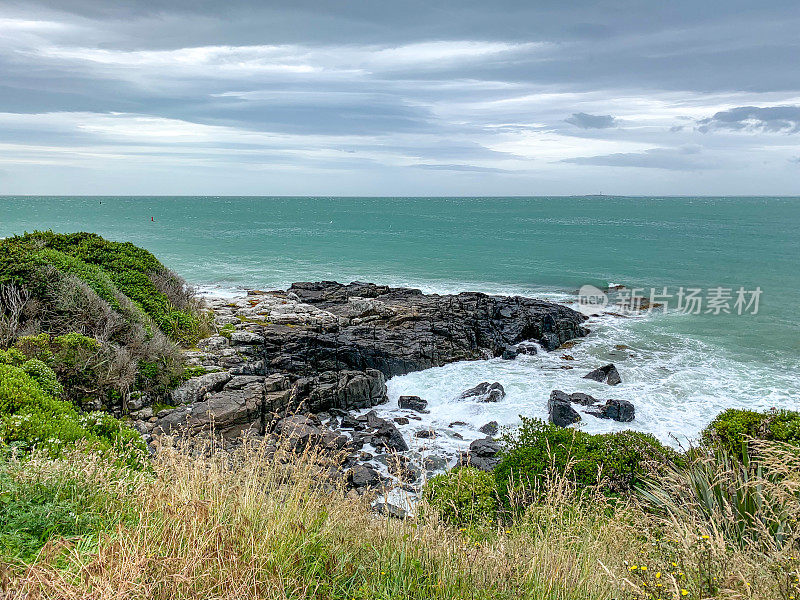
<box><xmin>586</xmin><ymin>398</ymin><xmax>635</xmax><ymax>422</ymax></box>
<box><xmin>458</xmin><ymin>381</ymin><xmax>506</xmax><ymax>403</ymax></box>
<box><xmin>569</xmin><ymin>392</ymin><xmax>599</xmax><ymax>406</ymax></box>
<box><xmin>548</xmin><ymin>390</ymin><xmax>581</xmax><ymax>427</ymax></box>
<box><xmin>398</xmin><ymin>395</ymin><xmax>428</xmax><ymax>412</ymax></box>
<box><xmin>583</xmin><ymin>364</ymin><xmax>622</xmax><ymax>386</ymax></box>
<box><xmin>462</xmin><ymin>437</ymin><xmax>502</xmax><ymax>471</ymax></box>
<box><xmin>479</xmin><ymin>420</ymin><xmax>499</xmax><ymax>436</ymax></box>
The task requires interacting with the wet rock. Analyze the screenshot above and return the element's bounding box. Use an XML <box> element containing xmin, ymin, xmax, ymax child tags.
<box><xmin>515</xmin><ymin>341</ymin><xmax>539</xmax><ymax>355</ymax></box>
<box><xmin>458</xmin><ymin>381</ymin><xmax>505</xmax><ymax>403</ymax></box>
<box><xmin>398</xmin><ymin>395</ymin><xmax>428</xmax><ymax>412</ymax></box>
<box><xmin>373</xmin><ymin>421</ymin><xmax>409</xmax><ymax>452</ymax></box>
<box><xmin>479</xmin><ymin>420</ymin><xmax>499</xmax><ymax>436</ymax></box>
<box><xmin>501</xmin><ymin>347</ymin><xmax>518</xmax><ymax>360</ymax></box>
<box><xmin>339</xmin><ymin>414</ymin><xmax>364</xmax><ymax>430</ymax></box>
<box><xmin>393</xmin><ymin>417</ymin><xmax>410</xmax><ymax>425</ymax></box>
<box><xmin>414</xmin><ymin>429</ymin><xmax>436</xmax><ymax>439</ymax></box>
<box><xmin>586</xmin><ymin>398</ymin><xmax>635</xmax><ymax>422</ymax></box>
<box><xmin>449</xmin><ymin>421</ymin><xmax>468</xmax><ymax>427</ymax></box>
<box><xmin>548</xmin><ymin>390</ymin><xmax>581</xmax><ymax>427</ymax></box>
<box><xmin>583</xmin><ymin>364</ymin><xmax>622</xmax><ymax>386</ymax></box>
<box><xmin>462</xmin><ymin>437</ymin><xmax>502</xmax><ymax>471</ymax></box>
<box><xmin>569</xmin><ymin>392</ymin><xmax>598</xmax><ymax>406</ymax></box>
<box><xmin>348</xmin><ymin>464</ymin><xmax>381</xmax><ymax>489</ymax></box>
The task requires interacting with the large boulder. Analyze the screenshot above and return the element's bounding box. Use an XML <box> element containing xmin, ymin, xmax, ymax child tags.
<box><xmin>458</xmin><ymin>381</ymin><xmax>505</xmax><ymax>403</ymax></box>
<box><xmin>398</xmin><ymin>395</ymin><xmax>428</xmax><ymax>412</ymax></box>
<box><xmin>462</xmin><ymin>437</ymin><xmax>502</xmax><ymax>471</ymax></box>
<box><xmin>548</xmin><ymin>390</ymin><xmax>581</xmax><ymax>427</ymax></box>
<box><xmin>348</xmin><ymin>464</ymin><xmax>381</xmax><ymax>489</ymax></box>
<box><xmin>156</xmin><ymin>380</ymin><xmax>265</xmax><ymax>438</ymax></box>
<box><xmin>583</xmin><ymin>364</ymin><xmax>622</xmax><ymax>386</ymax></box>
<box><xmin>373</xmin><ymin>421</ymin><xmax>409</xmax><ymax>452</ymax></box>
<box><xmin>586</xmin><ymin>398</ymin><xmax>635</xmax><ymax>422</ymax></box>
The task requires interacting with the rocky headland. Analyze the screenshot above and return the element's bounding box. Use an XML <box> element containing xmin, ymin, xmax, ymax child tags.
<box><xmin>132</xmin><ymin>281</ymin><xmax>589</xmax><ymax>498</ymax></box>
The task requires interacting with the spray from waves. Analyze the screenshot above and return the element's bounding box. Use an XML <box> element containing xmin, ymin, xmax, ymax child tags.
<box><xmin>368</xmin><ymin>309</ymin><xmax>799</xmax><ymax>469</ymax></box>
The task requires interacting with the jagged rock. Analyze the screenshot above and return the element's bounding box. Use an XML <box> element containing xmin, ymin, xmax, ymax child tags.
<box><xmin>501</xmin><ymin>347</ymin><xmax>518</xmax><ymax>360</ymax></box>
<box><xmin>458</xmin><ymin>382</ymin><xmax>505</xmax><ymax>403</ymax></box>
<box><xmin>275</xmin><ymin>414</ymin><xmax>323</xmax><ymax>451</ymax></box>
<box><xmin>373</xmin><ymin>421</ymin><xmax>409</xmax><ymax>452</ymax></box>
<box><xmin>462</xmin><ymin>437</ymin><xmax>502</xmax><ymax>471</ymax></box>
<box><xmin>393</xmin><ymin>417</ymin><xmax>409</xmax><ymax>425</ymax></box>
<box><xmin>548</xmin><ymin>390</ymin><xmax>581</xmax><ymax>427</ymax></box>
<box><xmin>414</xmin><ymin>429</ymin><xmax>436</xmax><ymax>439</ymax></box>
<box><xmin>569</xmin><ymin>392</ymin><xmax>599</xmax><ymax>406</ymax></box>
<box><xmin>340</xmin><ymin>414</ymin><xmax>364</xmax><ymax>429</ymax></box>
<box><xmin>398</xmin><ymin>395</ymin><xmax>428</xmax><ymax>412</ymax></box>
<box><xmin>170</xmin><ymin>371</ymin><xmax>232</xmax><ymax>405</ymax></box>
<box><xmin>156</xmin><ymin>380</ymin><xmax>264</xmax><ymax>438</ymax></box>
<box><xmin>224</xmin><ymin>375</ymin><xmax>265</xmax><ymax>390</ymax></box>
<box><xmin>583</xmin><ymin>364</ymin><xmax>622</xmax><ymax>386</ymax></box>
<box><xmin>292</xmin><ymin>369</ymin><xmax>388</xmax><ymax>413</ymax></box>
<box><xmin>479</xmin><ymin>421</ymin><xmax>499</xmax><ymax>436</ymax></box>
<box><xmin>515</xmin><ymin>341</ymin><xmax>539</xmax><ymax>355</ymax></box>
<box><xmin>348</xmin><ymin>464</ymin><xmax>381</xmax><ymax>488</ymax></box>
<box><xmin>586</xmin><ymin>398</ymin><xmax>635</xmax><ymax>422</ymax></box>
<box><xmin>197</xmin><ymin>336</ymin><xmax>229</xmax><ymax>352</ymax></box>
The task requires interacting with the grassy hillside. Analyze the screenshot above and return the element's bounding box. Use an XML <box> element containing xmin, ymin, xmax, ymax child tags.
<box><xmin>0</xmin><ymin>231</ymin><xmax>208</xmax><ymax>410</ymax></box>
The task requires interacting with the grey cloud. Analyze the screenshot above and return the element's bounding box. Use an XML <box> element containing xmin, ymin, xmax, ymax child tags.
<box><xmin>697</xmin><ymin>106</ymin><xmax>800</xmax><ymax>133</ymax></box>
<box><xmin>562</xmin><ymin>146</ymin><xmax>718</xmax><ymax>171</ymax></box>
<box><xmin>565</xmin><ymin>112</ymin><xmax>617</xmax><ymax>129</ymax></box>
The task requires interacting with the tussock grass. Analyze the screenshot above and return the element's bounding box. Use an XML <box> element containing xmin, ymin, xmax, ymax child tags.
<box><xmin>2</xmin><ymin>439</ymin><xmax>797</xmax><ymax>600</ymax></box>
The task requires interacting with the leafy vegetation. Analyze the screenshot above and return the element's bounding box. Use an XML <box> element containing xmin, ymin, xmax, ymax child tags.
<box><xmin>493</xmin><ymin>417</ymin><xmax>680</xmax><ymax>508</ymax></box>
<box><xmin>702</xmin><ymin>408</ymin><xmax>800</xmax><ymax>456</ymax></box>
<box><xmin>423</xmin><ymin>467</ymin><xmax>499</xmax><ymax>526</ymax></box>
<box><xmin>0</xmin><ymin>362</ymin><xmax>145</xmax><ymax>465</ymax></box>
<box><xmin>0</xmin><ymin>231</ymin><xmax>210</xmax><ymax>408</ymax></box>
<box><xmin>0</xmin><ymin>449</ymin><xmax>141</xmax><ymax>562</ymax></box>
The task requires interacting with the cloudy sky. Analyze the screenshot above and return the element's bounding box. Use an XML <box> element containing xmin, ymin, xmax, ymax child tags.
<box><xmin>1</xmin><ymin>0</ymin><xmax>799</xmax><ymax>195</ymax></box>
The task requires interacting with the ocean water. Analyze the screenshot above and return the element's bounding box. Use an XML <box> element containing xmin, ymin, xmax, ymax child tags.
<box><xmin>1</xmin><ymin>196</ymin><xmax>799</xmax><ymax>449</ymax></box>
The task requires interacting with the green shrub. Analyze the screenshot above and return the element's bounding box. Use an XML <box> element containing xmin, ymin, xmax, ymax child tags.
<box><xmin>702</xmin><ymin>408</ymin><xmax>800</xmax><ymax>457</ymax></box>
<box><xmin>20</xmin><ymin>359</ymin><xmax>63</xmax><ymax>398</ymax></box>
<box><xmin>495</xmin><ymin>418</ymin><xmax>680</xmax><ymax>508</ymax></box>
<box><xmin>423</xmin><ymin>467</ymin><xmax>499</xmax><ymax>526</ymax></box>
<box><xmin>0</xmin><ymin>450</ymin><xmax>140</xmax><ymax>562</ymax></box>
<box><xmin>0</xmin><ymin>363</ymin><xmax>145</xmax><ymax>466</ymax></box>
<box><xmin>0</xmin><ymin>231</ymin><xmax>201</xmax><ymax>347</ymax></box>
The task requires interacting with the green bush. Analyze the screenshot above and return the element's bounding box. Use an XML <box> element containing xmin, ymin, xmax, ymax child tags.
<box><xmin>495</xmin><ymin>418</ymin><xmax>680</xmax><ymax>507</ymax></box>
<box><xmin>0</xmin><ymin>363</ymin><xmax>145</xmax><ymax>466</ymax></box>
<box><xmin>702</xmin><ymin>408</ymin><xmax>800</xmax><ymax>457</ymax></box>
<box><xmin>423</xmin><ymin>467</ymin><xmax>499</xmax><ymax>526</ymax></box>
<box><xmin>0</xmin><ymin>450</ymin><xmax>140</xmax><ymax>562</ymax></box>
<box><xmin>0</xmin><ymin>231</ymin><xmax>201</xmax><ymax>346</ymax></box>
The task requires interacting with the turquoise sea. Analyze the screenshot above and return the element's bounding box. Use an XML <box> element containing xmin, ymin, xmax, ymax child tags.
<box><xmin>2</xmin><ymin>196</ymin><xmax>798</xmax><ymax>445</ymax></box>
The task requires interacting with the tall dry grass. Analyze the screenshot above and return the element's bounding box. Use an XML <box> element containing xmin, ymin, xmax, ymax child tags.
<box><xmin>5</xmin><ymin>439</ymin><xmax>638</xmax><ymax>600</ymax></box>
<box><xmin>3</xmin><ymin>438</ymin><xmax>798</xmax><ymax>600</ymax></box>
